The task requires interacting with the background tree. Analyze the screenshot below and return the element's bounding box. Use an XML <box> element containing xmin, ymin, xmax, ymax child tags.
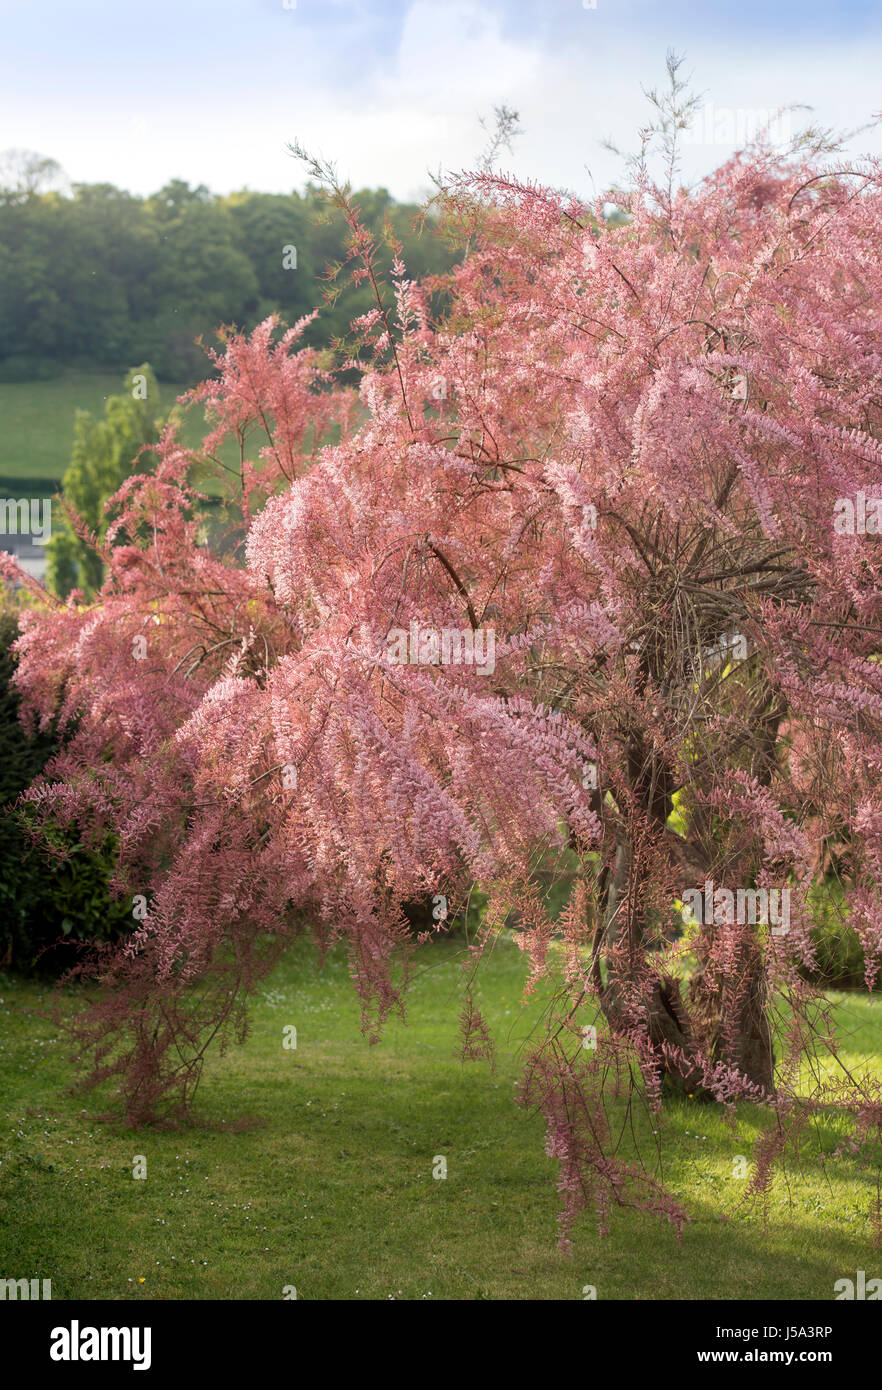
<box><xmin>226</xmin><ymin>190</ymin><xmax>318</xmax><ymax>328</ymax></box>
<box><xmin>0</xmin><ymin>591</ymin><xmax>133</xmax><ymax>971</ymax></box>
<box><xmin>0</xmin><ymin>175</ymin><xmax>459</xmax><ymax>381</ymax></box>
<box><xmin>46</xmin><ymin>364</ymin><xmax>167</xmax><ymax>598</ymax></box>
<box><xmin>0</xmin><ymin>148</ymin><xmax>67</xmax><ymax>203</ymax></box>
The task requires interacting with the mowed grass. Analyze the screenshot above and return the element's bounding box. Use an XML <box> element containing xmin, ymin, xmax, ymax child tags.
<box><xmin>2</xmin><ymin>934</ymin><xmax>882</xmax><ymax>1301</ymax></box>
<box><xmin>0</xmin><ymin>369</ymin><xmax>305</xmax><ymax>500</ymax></box>
<box><xmin>0</xmin><ymin>371</ymin><xmax>192</xmax><ymax>487</ymax></box>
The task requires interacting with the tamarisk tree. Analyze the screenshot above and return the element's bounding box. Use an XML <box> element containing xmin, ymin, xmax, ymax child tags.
<box><xmin>6</xmin><ymin>120</ymin><xmax>882</xmax><ymax>1246</ymax></box>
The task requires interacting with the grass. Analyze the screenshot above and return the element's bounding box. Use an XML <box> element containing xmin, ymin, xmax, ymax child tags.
<box><xmin>0</xmin><ymin>368</ymin><xmax>311</xmax><ymax>503</ymax></box>
<box><xmin>2</xmin><ymin>934</ymin><xmax>882</xmax><ymax>1301</ymax></box>
<box><xmin>0</xmin><ymin>370</ymin><xmax>192</xmax><ymax>492</ymax></box>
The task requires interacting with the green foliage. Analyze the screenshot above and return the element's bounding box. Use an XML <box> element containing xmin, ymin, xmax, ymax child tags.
<box><xmin>0</xmin><ymin>371</ymin><xmax>189</xmax><ymax>487</ymax></box>
<box><xmin>46</xmin><ymin>364</ymin><xmax>167</xmax><ymax>598</ymax></box>
<box><xmin>805</xmin><ymin>879</ymin><xmax>868</xmax><ymax>990</ymax></box>
<box><xmin>226</xmin><ymin>190</ymin><xmax>318</xmax><ymax>329</ymax></box>
<box><xmin>0</xmin><ymin>354</ymin><xmax>62</xmax><ymax>383</ymax></box>
<box><xmin>0</xmin><ymin>177</ymin><xmax>459</xmax><ymax>383</ymax></box>
<box><xmin>0</xmin><ymin>603</ymin><xmax>55</xmax><ymax>803</ymax></box>
<box><xmin>0</xmin><ymin>599</ymin><xmax>132</xmax><ymax>973</ymax></box>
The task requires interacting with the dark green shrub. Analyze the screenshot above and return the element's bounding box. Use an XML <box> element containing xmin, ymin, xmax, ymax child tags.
<box><xmin>804</xmin><ymin>879</ymin><xmax>869</xmax><ymax>991</ymax></box>
<box><xmin>0</xmin><ymin>354</ymin><xmax>62</xmax><ymax>382</ymax></box>
<box><xmin>0</xmin><ymin>600</ymin><xmax>132</xmax><ymax>974</ymax></box>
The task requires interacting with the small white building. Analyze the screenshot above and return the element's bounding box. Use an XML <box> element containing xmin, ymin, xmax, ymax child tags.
<box><xmin>1</xmin><ymin>532</ymin><xmax>49</xmax><ymax>584</ymax></box>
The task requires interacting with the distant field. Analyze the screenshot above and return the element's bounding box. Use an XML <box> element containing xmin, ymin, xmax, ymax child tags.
<box><xmin>0</xmin><ymin>370</ymin><xmax>192</xmax><ymax>495</ymax></box>
<box><xmin>0</xmin><ymin>369</ymin><xmax>308</xmax><ymax>503</ymax></box>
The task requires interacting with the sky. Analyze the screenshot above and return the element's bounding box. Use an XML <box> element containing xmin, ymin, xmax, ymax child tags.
<box><xmin>2</xmin><ymin>0</ymin><xmax>881</xmax><ymax>203</ymax></box>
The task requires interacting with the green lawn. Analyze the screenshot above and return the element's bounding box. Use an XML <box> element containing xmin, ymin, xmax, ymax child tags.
<box><xmin>2</xmin><ymin>934</ymin><xmax>881</xmax><ymax>1300</ymax></box>
<box><xmin>0</xmin><ymin>369</ymin><xmax>307</xmax><ymax>502</ymax></box>
<box><xmin>0</xmin><ymin>371</ymin><xmax>192</xmax><ymax>492</ymax></box>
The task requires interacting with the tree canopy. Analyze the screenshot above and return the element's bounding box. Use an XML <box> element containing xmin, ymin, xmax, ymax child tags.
<box><xmin>0</xmin><ymin>162</ymin><xmax>458</xmax><ymax>380</ymax></box>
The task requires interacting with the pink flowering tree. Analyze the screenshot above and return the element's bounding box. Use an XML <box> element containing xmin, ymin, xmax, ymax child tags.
<box><xmin>6</xmin><ymin>110</ymin><xmax>882</xmax><ymax>1245</ymax></box>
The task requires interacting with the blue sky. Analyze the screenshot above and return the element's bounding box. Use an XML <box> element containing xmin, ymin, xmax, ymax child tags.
<box><xmin>2</xmin><ymin>0</ymin><xmax>880</xmax><ymax>201</ymax></box>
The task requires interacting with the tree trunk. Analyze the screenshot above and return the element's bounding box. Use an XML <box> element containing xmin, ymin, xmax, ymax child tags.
<box><xmin>593</xmin><ymin>839</ymin><xmax>775</xmax><ymax>1099</ymax></box>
